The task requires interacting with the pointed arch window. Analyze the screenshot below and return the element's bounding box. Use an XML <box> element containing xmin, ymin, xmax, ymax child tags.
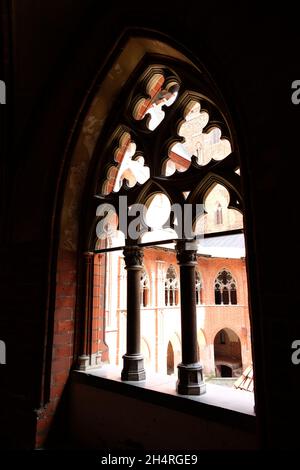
<box><xmin>84</xmin><ymin>44</ymin><xmax>252</xmax><ymax>399</ymax></box>
<box><xmin>140</xmin><ymin>269</ymin><xmax>150</xmax><ymax>307</ymax></box>
<box><xmin>215</xmin><ymin>203</ymin><xmax>223</xmax><ymax>225</ymax></box>
<box><xmin>214</xmin><ymin>270</ymin><xmax>238</xmax><ymax>305</ymax></box>
<box><xmin>195</xmin><ymin>270</ymin><xmax>202</xmax><ymax>305</ymax></box>
<box><xmin>165</xmin><ymin>265</ymin><xmax>179</xmax><ymax>307</ymax></box>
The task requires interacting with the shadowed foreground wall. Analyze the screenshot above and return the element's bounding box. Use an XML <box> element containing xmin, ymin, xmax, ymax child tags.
<box><xmin>69</xmin><ymin>373</ymin><xmax>256</xmax><ymax>450</ymax></box>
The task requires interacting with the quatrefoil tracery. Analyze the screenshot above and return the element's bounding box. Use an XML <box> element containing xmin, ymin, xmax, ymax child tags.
<box><xmin>133</xmin><ymin>72</ymin><xmax>180</xmax><ymax>131</ymax></box>
<box><xmin>164</xmin><ymin>100</ymin><xmax>232</xmax><ymax>176</ymax></box>
<box><xmin>100</xmin><ymin>69</ymin><xmax>234</xmax><ymax>198</ymax></box>
<box><xmin>102</xmin><ymin>132</ymin><xmax>150</xmax><ymax>195</ymax></box>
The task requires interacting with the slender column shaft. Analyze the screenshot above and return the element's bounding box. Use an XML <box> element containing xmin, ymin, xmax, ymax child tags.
<box><xmin>78</xmin><ymin>252</ymin><xmax>94</xmax><ymax>370</ymax></box>
<box><xmin>179</xmin><ymin>259</ymin><xmax>198</xmax><ymax>364</ymax></box>
<box><xmin>121</xmin><ymin>246</ymin><xmax>146</xmax><ymax>381</ymax></box>
<box><xmin>126</xmin><ymin>265</ymin><xmax>141</xmax><ymax>354</ymax></box>
<box><xmin>176</xmin><ymin>240</ymin><xmax>206</xmax><ymax>395</ymax></box>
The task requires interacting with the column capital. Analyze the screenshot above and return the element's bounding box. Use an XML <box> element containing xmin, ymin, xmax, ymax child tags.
<box><xmin>123</xmin><ymin>246</ymin><xmax>144</xmax><ymax>270</ymax></box>
<box><xmin>176</xmin><ymin>240</ymin><xmax>197</xmax><ymax>266</ymax></box>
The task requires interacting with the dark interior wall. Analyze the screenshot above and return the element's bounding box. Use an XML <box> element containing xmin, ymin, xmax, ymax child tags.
<box><xmin>10</xmin><ymin>0</ymin><xmax>95</xmax><ymax>138</ymax></box>
<box><xmin>69</xmin><ymin>378</ymin><xmax>257</xmax><ymax>450</ymax></box>
<box><xmin>0</xmin><ymin>1</ymin><xmax>299</xmax><ymax>449</ymax></box>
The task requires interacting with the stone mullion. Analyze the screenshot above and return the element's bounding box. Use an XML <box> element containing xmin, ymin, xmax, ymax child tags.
<box><xmin>121</xmin><ymin>245</ymin><xmax>146</xmax><ymax>381</ymax></box>
<box><xmin>78</xmin><ymin>252</ymin><xmax>94</xmax><ymax>370</ymax></box>
<box><xmin>176</xmin><ymin>240</ymin><xmax>206</xmax><ymax>395</ymax></box>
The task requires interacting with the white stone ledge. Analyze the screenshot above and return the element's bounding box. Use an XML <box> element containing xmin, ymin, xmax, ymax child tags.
<box><xmin>76</xmin><ymin>364</ymin><xmax>255</xmax><ymax>417</ymax></box>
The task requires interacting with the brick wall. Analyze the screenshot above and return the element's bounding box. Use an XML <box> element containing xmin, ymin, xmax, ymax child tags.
<box><xmin>35</xmin><ymin>249</ymin><xmax>76</xmax><ymax>447</ymax></box>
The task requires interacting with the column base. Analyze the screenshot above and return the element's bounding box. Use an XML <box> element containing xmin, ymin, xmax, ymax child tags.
<box><xmin>78</xmin><ymin>354</ymin><xmax>90</xmax><ymax>371</ymax></box>
<box><xmin>176</xmin><ymin>362</ymin><xmax>206</xmax><ymax>395</ymax></box>
<box><xmin>121</xmin><ymin>354</ymin><xmax>146</xmax><ymax>381</ymax></box>
<box><xmin>78</xmin><ymin>352</ymin><xmax>103</xmax><ymax>370</ymax></box>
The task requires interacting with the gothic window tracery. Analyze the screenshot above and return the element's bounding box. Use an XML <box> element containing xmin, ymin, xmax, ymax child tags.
<box><xmin>195</xmin><ymin>270</ymin><xmax>202</xmax><ymax>305</ymax></box>
<box><xmin>165</xmin><ymin>265</ymin><xmax>179</xmax><ymax>306</ymax></box>
<box><xmin>90</xmin><ymin>51</ymin><xmax>246</xmax><ymax>395</ymax></box>
<box><xmin>140</xmin><ymin>269</ymin><xmax>150</xmax><ymax>307</ymax></box>
<box><xmin>214</xmin><ymin>269</ymin><xmax>237</xmax><ymax>305</ymax></box>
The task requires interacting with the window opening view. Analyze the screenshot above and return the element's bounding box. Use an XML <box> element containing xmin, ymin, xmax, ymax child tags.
<box><xmin>92</xmin><ymin>63</ymin><xmax>253</xmax><ymax>401</ymax></box>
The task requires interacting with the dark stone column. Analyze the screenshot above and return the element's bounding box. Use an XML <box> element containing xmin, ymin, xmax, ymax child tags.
<box><xmin>121</xmin><ymin>246</ymin><xmax>146</xmax><ymax>381</ymax></box>
<box><xmin>176</xmin><ymin>240</ymin><xmax>206</xmax><ymax>395</ymax></box>
<box><xmin>78</xmin><ymin>252</ymin><xmax>94</xmax><ymax>370</ymax></box>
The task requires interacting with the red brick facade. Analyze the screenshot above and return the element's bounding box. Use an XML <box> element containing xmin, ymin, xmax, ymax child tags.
<box><xmin>104</xmin><ymin>247</ymin><xmax>252</xmax><ymax>378</ymax></box>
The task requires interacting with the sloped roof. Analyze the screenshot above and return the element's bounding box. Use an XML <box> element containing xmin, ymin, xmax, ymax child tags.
<box><xmin>200</xmin><ymin>233</ymin><xmax>244</xmax><ymax>248</ymax></box>
<box><xmin>197</xmin><ymin>233</ymin><xmax>245</xmax><ymax>258</ymax></box>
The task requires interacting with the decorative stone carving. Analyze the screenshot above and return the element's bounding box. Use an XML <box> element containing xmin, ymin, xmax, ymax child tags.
<box><xmin>102</xmin><ymin>132</ymin><xmax>150</xmax><ymax>195</ymax></box>
<box><xmin>175</xmin><ymin>240</ymin><xmax>197</xmax><ymax>266</ymax></box>
<box><xmin>165</xmin><ymin>100</ymin><xmax>232</xmax><ymax>176</ymax></box>
<box><xmin>133</xmin><ymin>73</ymin><xmax>179</xmax><ymax>131</ymax></box>
<box><xmin>123</xmin><ymin>246</ymin><xmax>144</xmax><ymax>269</ymax></box>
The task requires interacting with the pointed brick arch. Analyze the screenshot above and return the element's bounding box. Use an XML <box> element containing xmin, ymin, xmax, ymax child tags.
<box><xmin>39</xmin><ymin>31</ymin><xmax>200</xmax><ymax>446</ymax></box>
<box><xmin>213</xmin><ymin>328</ymin><xmax>242</xmax><ymax>378</ymax></box>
